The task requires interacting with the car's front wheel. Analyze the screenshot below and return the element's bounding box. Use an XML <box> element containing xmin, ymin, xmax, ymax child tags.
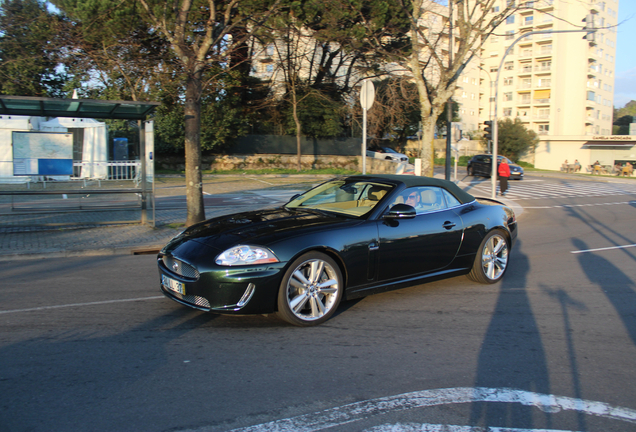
<box><xmin>467</xmin><ymin>166</ymin><xmax>473</xmax><ymax>176</ymax></box>
<box><xmin>277</xmin><ymin>252</ymin><xmax>343</xmax><ymax>326</ymax></box>
<box><xmin>467</xmin><ymin>230</ymin><xmax>509</xmax><ymax>284</ymax></box>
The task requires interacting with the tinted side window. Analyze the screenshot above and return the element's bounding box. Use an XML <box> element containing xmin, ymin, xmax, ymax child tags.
<box><xmin>443</xmin><ymin>190</ymin><xmax>462</xmax><ymax>208</ymax></box>
<box><xmin>393</xmin><ymin>187</ymin><xmax>447</xmax><ymax>214</ymax></box>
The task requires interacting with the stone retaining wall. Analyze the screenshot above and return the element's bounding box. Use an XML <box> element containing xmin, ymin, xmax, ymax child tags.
<box><xmin>157</xmin><ymin>154</ymin><xmax>401</xmax><ymax>174</ymax></box>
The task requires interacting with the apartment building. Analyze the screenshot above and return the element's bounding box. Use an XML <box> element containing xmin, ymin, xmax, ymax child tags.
<box><xmin>474</xmin><ymin>0</ymin><xmax>619</xmax><ymax>137</ymax></box>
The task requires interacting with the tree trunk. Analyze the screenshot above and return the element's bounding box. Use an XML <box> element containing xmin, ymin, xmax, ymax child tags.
<box><xmin>292</xmin><ymin>97</ymin><xmax>302</xmax><ymax>172</ymax></box>
<box><xmin>184</xmin><ymin>72</ymin><xmax>205</xmax><ymax>226</ymax></box>
<box><xmin>419</xmin><ymin>115</ymin><xmax>437</xmax><ymax>177</ymax></box>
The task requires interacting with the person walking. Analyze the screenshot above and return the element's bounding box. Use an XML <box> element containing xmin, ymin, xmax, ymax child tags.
<box><xmin>498</xmin><ymin>158</ymin><xmax>510</xmax><ymax>196</ymax></box>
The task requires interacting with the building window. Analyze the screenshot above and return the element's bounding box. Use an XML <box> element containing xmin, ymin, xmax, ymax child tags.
<box><xmin>524</xmin><ymin>15</ymin><xmax>534</xmax><ymax>25</ymax></box>
<box><xmin>503</xmin><ymin>108</ymin><xmax>512</xmax><ymax>116</ymax></box>
<box><xmin>504</xmin><ymin>61</ymin><xmax>514</xmax><ymax>70</ymax></box>
<box><xmin>538</xmin><ymin>124</ymin><xmax>549</xmax><ymax>135</ymax></box>
<box><xmin>587</xmin><ymin>91</ymin><xmax>595</xmax><ymax>101</ymax></box>
<box><xmin>537</xmin><ymin>78</ymin><xmax>551</xmax><ymax>88</ymax></box>
<box><xmin>506</xmin><ymin>15</ymin><xmax>515</xmax><ymax>25</ymax></box>
<box><xmin>266</xmin><ymin>64</ymin><xmax>274</xmax><ymax>73</ymax></box>
<box><xmin>505</xmin><ymin>30</ymin><xmax>515</xmax><ymax>40</ymax></box>
<box><xmin>503</xmin><ymin>92</ymin><xmax>513</xmax><ymax>102</ymax></box>
<box><xmin>504</xmin><ymin>77</ymin><xmax>513</xmax><ymax>86</ymax></box>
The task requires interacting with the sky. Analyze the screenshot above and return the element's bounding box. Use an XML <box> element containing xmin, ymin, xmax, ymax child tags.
<box><xmin>613</xmin><ymin>0</ymin><xmax>636</xmax><ymax>108</ymax></box>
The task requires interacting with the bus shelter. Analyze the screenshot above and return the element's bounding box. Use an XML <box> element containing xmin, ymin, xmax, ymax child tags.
<box><xmin>0</xmin><ymin>95</ymin><xmax>160</xmax><ymax>227</ymax></box>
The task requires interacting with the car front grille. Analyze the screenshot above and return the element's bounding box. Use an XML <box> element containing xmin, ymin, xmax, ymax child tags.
<box><xmin>161</xmin><ymin>256</ymin><xmax>199</xmax><ymax>279</ymax></box>
<box><xmin>169</xmin><ymin>290</ymin><xmax>211</xmax><ymax>310</ymax></box>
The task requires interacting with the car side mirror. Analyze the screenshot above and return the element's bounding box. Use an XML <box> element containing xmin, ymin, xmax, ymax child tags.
<box><xmin>286</xmin><ymin>194</ymin><xmax>300</xmax><ymax>203</ymax></box>
<box><xmin>384</xmin><ymin>204</ymin><xmax>416</xmax><ymax>219</ymax></box>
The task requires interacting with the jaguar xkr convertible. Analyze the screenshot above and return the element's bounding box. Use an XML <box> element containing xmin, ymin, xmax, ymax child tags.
<box><xmin>158</xmin><ymin>174</ymin><xmax>517</xmax><ymax>326</ymax></box>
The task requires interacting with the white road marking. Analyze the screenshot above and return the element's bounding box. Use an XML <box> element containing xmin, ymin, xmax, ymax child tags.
<box><xmin>367</xmin><ymin>423</ymin><xmax>581</xmax><ymax>432</ymax></box>
<box><xmin>248</xmin><ymin>177</ymin><xmax>275</xmax><ymax>185</ymax></box>
<box><xmin>0</xmin><ymin>296</ymin><xmax>165</xmax><ymax>315</ymax></box>
<box><xmin>524</xmin><ymin>201</ymin><xmax>634</xmax><ymax>209</ymax></box>
<box><xmin>227</xmin><ymin>387</ymin><xmax>636</xmax><ymax>432</ymax></box>
<box><xmin>571</xmin><ymin>243</ymin><xmax>636</xmax><ymax>254</ymax></box>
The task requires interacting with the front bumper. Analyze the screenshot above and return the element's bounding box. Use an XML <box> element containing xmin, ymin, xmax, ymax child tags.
<box><xmin>157</xmin><ymin>253</ymin><xmax>285</xmax><ymax>314</ymax></box>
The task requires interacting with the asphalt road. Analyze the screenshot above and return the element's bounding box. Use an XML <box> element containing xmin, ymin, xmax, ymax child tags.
<box><xmin>1</xmin><ymin>174</ymin><xmax>636</xmax><ymax>432</ymax></box>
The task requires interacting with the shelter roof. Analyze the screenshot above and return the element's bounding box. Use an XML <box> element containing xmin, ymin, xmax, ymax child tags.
<box><xmin>0</xmin><ymin>96</ymin><xmax>159</xmax><ymax>120</ymax></box>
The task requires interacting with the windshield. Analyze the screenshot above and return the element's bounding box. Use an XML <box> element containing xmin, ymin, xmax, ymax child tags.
<box><xmin>497</xmin><ymin>156</ymin><xmax>513</xmax><ymax>164</ymax></box>
<box><xmin>383</xmin><ymin>147</ymin><xmax>399</xmax><ymax>154</ymax></box>
<box><xmin>285</xmin><ymin>180</ymin><xmax>394</xmax><ymax>217</ymax></box>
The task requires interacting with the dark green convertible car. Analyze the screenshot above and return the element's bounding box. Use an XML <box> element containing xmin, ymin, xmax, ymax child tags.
<box><xmin>158</xmin><ymin>174</ymin><xmax>517</xmax><ymax>326</ymax></box>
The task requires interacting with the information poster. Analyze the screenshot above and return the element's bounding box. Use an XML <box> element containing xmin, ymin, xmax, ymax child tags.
<box><xmin>12</xmin><ymin>132</ymin><xmax>73</xmax><ymax>176</ymax></box>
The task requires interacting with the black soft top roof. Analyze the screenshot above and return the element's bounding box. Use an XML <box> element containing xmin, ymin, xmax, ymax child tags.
<box><xmin>345</xmin><ymin>174</ymin><xmax>475</xmax><ymax>204</ymax></box>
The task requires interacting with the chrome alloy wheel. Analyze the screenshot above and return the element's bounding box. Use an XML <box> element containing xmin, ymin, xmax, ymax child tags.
<box><xmin>286</xmin><ymin>258</ymin><xmax>340</xmax><ymax>321</ymax></box>
<box><xmin>481</xmin><ymin>232</ymin><xmax>509</xmax><ymax>281</ymax></box>
<box><xmin>277</xmin><ymin>252</ymin><xmax>343</xmax><ymax>326</ymax></box>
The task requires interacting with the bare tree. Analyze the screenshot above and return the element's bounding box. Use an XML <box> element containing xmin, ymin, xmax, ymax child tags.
<box><xmin>134</xmin><ymin>0</ymin><xmax>282</xmax><ymax>225</ymax></box>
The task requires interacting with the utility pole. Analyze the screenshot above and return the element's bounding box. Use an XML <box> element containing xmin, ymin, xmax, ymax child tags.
<box><xmin>445</xmin><ymin>0</ymin><xmax>453</xmax><ymax>180</ymax></box>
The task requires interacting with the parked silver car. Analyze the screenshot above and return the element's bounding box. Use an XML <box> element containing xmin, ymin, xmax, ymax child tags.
<box><xmin>366</xmin><ymin>146</ymin><xmax>409</xmax><ymax>162</ymax></box>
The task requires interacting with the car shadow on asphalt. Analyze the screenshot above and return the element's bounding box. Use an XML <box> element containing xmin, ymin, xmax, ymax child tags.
<box><xmin>468</xmin><ymin>240</ymin><xmax>556</xmax><ymax>430</ymax></box>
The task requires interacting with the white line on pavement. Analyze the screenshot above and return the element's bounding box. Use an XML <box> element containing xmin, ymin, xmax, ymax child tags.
<box><xmin>571</xmin><ymin>244</ymin><xmax>636</xmax><ymax>254</ymax></box>
<box><xmin>525</xmin><ymin>201</ymin><xmax>634</xmax><ymax>209</ymax></box>
<box><xmin>0</xmin><ymin>296</ymin><xmax>165</xmax><ymax>315</ymax></box>
<box><xmin>227</xmin><ymin>387</ymin><xmax>636</xmax><ymax>432</ymax></box>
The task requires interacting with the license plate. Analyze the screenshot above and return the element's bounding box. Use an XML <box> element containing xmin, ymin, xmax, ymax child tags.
<box><xmin>162</xmin><ymin>274</ymin><xmax>185</xmax><ymax>295</ymax></box>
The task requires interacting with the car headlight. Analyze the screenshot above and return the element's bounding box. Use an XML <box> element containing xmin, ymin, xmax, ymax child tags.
<box><xmin>215</xmin><ymin>245</ymin><xmax>280</xmax><ymax>266</ymax></box>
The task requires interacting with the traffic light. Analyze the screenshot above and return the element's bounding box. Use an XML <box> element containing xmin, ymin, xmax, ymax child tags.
<box><xmin>484</xmin><ymin>121</ymin><xmax>493</xmax><ymax>141</ymax></box>
<box><xmin>582</xmin><ymin>13</ymin><xmax>596</xmax><ymax>44</ymax></box>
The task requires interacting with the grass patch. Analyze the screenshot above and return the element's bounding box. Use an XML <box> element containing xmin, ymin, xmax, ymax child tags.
<box><xmin>164</xmin><ymin>222</ymin><xmax>186</xmax><ymax>230</ymax></box>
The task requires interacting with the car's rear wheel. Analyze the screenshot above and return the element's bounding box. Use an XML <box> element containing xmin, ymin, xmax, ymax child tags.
<box><xmin>467</xmin><ymin>230</ymin><xmax>509</xmax><ymax>284</ymax></box>
<box><xmin>277</xmin><ymin>252</ymin><xmax>343</xmax><ymax>326</ymax></box>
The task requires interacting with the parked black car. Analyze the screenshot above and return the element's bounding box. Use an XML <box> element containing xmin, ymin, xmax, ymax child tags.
<box><xmin>158</xmin><ymin>175</ymin><xmax>517</xmax><ymax>326</ymax></box>
<box><xmin>467</xmin><ymin>154</ymin><xmax>524</xmax><ymax>180</ymax></box>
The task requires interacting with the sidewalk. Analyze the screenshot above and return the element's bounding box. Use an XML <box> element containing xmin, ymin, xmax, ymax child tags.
<box><xmin>0</xmin><ymin>171</ymin><xmax>532</xmax><ymax>261</ymax></box>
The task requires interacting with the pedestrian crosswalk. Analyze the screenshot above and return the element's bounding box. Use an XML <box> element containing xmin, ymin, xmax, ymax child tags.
<box><xmin>467</xmin><ymin>179</ymin><xmax>636</xmax><ymax>200</ymax></box>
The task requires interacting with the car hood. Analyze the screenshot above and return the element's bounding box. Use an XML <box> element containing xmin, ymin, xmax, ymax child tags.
<box><xmin>163</xmin><ymin>207</ymin><xmax>360</xmax><ymax>254</ymax></box>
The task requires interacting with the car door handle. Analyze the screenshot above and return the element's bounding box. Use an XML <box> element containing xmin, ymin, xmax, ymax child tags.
<box><xmin>442</xmin><ymin>221</ymin><xmax>456</xmax><ymax>230</ymax></box>
<box><xmin>369</xmin><ymin>242</ymin><xmax>379</xmax><ymax>251</ymax></box>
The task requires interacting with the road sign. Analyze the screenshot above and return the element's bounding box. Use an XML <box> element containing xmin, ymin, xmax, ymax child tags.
<box><xmin>360</xmin><ymin>80</ymin><xmax>375</xmax><ymax>110</ymax></box>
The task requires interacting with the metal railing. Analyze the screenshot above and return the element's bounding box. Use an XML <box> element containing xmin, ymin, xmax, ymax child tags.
<box><xmin>72</xmin><ymin>161</ymin><xmax>140</xmax><ymax>183</ymax></box>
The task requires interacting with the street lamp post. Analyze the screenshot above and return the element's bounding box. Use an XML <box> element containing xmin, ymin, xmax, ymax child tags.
<box><xmin>490</xmin><ymin>28</ymin><xmax>596</xmax><ymax>199</ymax></box>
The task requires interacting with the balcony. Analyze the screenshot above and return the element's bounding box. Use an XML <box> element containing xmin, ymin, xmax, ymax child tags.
<box><xmin>519</xmin><ymin>66</ymin><xmax>533</xmax><ymax>74</ymax></box>
<box><xmin>537</xmin><ymin>46</ymin><xmax>553</xmax><ymax>57</ymax></box>
<box><xmin>519</xmin><ymin>50</ymin><xmax>534</xmax><ymax>59</ymax></box>
<box><xmin>535</xmin><ymin>65</ymin><xmax>552</xmax><ymax>72</ymax></box>
<box><xmin>517</xmin><ymin>83</ymin><xmax>533</xmax><ymax>90</ymax></box>
<box><xmin>537</xmin><ymin>0</ymin><xmax>554</xmax><ymax>10</ymax></box>
<box><xmin>534</xmin><ymin>98</ymin><xmax>551</xmax><ymax>104</ymax></box>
